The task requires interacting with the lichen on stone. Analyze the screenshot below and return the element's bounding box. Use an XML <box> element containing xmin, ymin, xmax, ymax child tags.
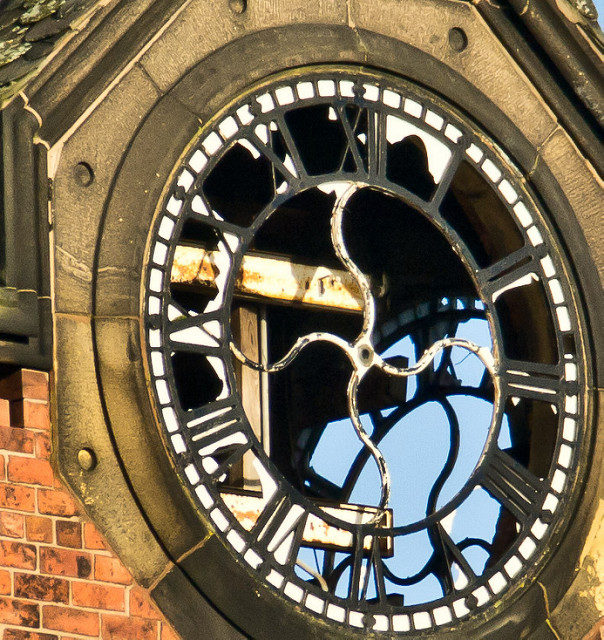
<box><xmin>0</xmin><ymin>38</ymin><xmax>32</xmax><ymax>67</ymax></box>
<box><xmin>20</xmin><ymin>0</ymin><xmax>64</xmax><ymax>24</ymax></box>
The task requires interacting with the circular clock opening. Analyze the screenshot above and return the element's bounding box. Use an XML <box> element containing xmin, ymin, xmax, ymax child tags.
<box><xmin>145</xmin><ymin>68</ymin><xmax>586</xmax><ymax>635</ymax></box>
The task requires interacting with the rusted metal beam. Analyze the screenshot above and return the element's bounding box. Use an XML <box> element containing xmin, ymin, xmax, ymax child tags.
<box><xmin>221</xmin><ymin>492</ymin><xmax>393</xmax><ymax>556</ymax></box>
<box><xmin>171</xmin><ymin>245</ymin><xmax>364</xmax><ymax>312</ymax></box>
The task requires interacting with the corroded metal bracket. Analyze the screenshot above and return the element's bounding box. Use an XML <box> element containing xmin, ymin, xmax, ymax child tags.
<box><xmin>172</xmin><ymin>245</ymin><xmax>365</xmax><ymax>312</ymax></box>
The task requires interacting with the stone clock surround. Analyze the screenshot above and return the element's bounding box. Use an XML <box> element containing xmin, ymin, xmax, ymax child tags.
<box><xmin>0</xmin><ymin>0</ymin><xmax>599</xmax><ymax>638</ymax></box>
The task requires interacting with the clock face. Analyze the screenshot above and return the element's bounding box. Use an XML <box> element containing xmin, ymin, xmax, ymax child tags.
<box><xmin>142</xmin><ymin>68</ymin><xmax>587</xmax><ymax>635</ymax></box>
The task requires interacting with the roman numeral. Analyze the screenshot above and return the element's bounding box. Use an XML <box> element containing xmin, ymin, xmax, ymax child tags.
<box><xmin>167</xmin><ymin>307</ymin><xmax>223</xmax><ymax>335</ymax></box>
<box><xmin>349</xmin><ymin>531</ymin><xmax>366</xmax><ymax>603</ymax></box>
<box><xmin>205</xmin><ymin>441</ymin><xmax>253</xmax><ymax>482</ymax></box>
<box><xmin>348</xmin><ymin>531</ymin><xmax>388</xmax><ymax>604</ymax></box>
<box><xmin>272</xmin><ymin>113</ymin><xmax>306</xmax><ymax>179</ymax></box>
<box><xmin>186</xmin><ymin>398</ymin><xmax>246</xmax><ymax>449</ymax></box>
<box><xmin>502</xmin><ymin>359</ymin><xmax>571</xmax><ymax>402</ymax></box>
<box><xmin>167</xmin><ymin>306</ymin><xmax>224</xmax><ymax>355</ymax></box>
<box><xmin>185</xmin><ymin>398</ymin><xmax>251</xmax><ymax>488</ymax></box>
<box><xmin>431</xmin><ymin>145</ymin><xmax>465</xmax><ymax>210</ymax></box>
<box><xmin>478</xmin><ymin>245</ymin><xmax>546</xmax><ymax>302</ymax></box>
<box><xmin>429</xmin><ymin>523</ymin><xmax>476</xmax><ymax>594</ymax></box>
<box><xmin>336</xmin><ymin>105</ymin><xmax>367</xmax><ymax>173</ymax></box>
<box><xmin>368</xmin><ymin>110</ymin><xmax>386</xmax><ymax>178</ymax></box>
<box><xmin>480</xmin><ymin>448</ymin><xmax>544</xmax><ymax>523</ymax></box>
<box><xmin>365</xmin><ymin>536</ymin><xmax>387</xmax><ymax>603</ymax></box>
<box><xmin>248</xmin><ymin>128</ymin><xmax>299</xmax><ymax>184</ymax></box>
<box><xmin>251</xmin><ymin>494</ymin><xmax>307</xmax><ymax>566</ymax></box>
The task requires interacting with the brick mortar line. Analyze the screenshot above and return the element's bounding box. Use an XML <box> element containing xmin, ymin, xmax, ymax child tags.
<box><xmin>1</xmin><ymin>604</ymin><xmax>168</xmax><ymax>631</ymax></box>
<box><xmin>0</xmin><ymin>370</ymin><xmax>179</xmax><ymax>639</ymax></box>
<box><xmin>0</xmin><ymin>514</ymin><xmax>113</xmax><ymax>548</ymax></box>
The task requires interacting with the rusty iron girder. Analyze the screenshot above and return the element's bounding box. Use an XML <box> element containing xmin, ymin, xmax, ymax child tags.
<box><xmin>171</xmin><ymin>245</ymin><xmax>364</xmax><ymax>312</ymax></box>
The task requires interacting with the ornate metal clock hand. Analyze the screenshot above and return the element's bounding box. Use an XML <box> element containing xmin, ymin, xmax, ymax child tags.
<box><xmin>232</xmin><ymin>181</ymin><xmax>498</xmax><ymax>524</ymax></box>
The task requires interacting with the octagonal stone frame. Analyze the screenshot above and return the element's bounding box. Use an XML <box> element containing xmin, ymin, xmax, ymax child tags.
<box><xmin>12</xmin><ymin>0</ymin><xmax>601</xmax><ymax>638</ymax></box>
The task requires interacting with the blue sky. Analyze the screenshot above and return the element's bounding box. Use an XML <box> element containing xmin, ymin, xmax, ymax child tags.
<box><xmin>307</xmin><ymin>308</ymin><xmax>512</xmax><ymax>603</ymax></box>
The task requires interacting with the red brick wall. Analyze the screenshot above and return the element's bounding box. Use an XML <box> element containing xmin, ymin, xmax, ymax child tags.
<box><xmin>0</xmin><ymin>369</ymin><xmax>181</xmax><ymax>640</ymax></box>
